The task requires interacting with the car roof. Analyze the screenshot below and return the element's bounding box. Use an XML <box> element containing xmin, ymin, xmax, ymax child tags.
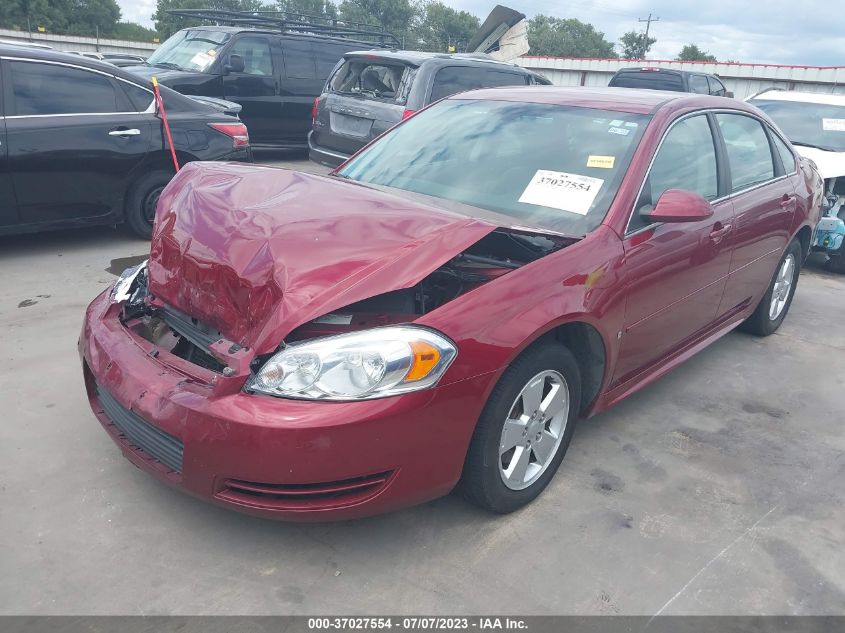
<box><xmin>614</xmin><ymin>66</ymin><xmax>715</xmax><ymax>78</ymax></box>
<box><xmin>0</xmin><ymin>45</ymin><xmax>157</xmax><ymax>87</ymax></box>
<box><xmin>342</xmin><ymin>49</ymin><xmax>529</xmax><ymax>69</ymax></box>
<box><xmin>749</xmin><ymin>89</ymin><xmax>845</xmax><ymax>107</ymax></box>
<box><xmin>171</xmin><ymin>25</ymin><xmax>389</xmax><ymax>47</ymax></box>
<box><xmin>447</xmin><ymin>86</ymin><xmax>750</xmax><ymax>115</ymax></box>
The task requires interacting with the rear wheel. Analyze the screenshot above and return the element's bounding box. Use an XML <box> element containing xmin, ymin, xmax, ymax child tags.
<box><xmin>459</xmin><ymin>342</ymin><xmax>580</xmax><ymax>513</ymax></box>
<box><xmin>825</xmin><ymin>246</ymin><xmax>845</xmax><ymax>274</ymax></box>
<box><xmin>125</xmin><ymin>170</ymin><xmax>172</xmax><ymax>239</ymax></box>
<box><xmin>740</xmin><ymin>239</ymin><xmax>802</xmax><ymax>336</ymax></box>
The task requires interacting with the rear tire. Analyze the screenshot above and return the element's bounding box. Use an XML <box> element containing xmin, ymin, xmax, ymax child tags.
<box><xmin>459</xmin><ymin>342</ymin><xmax>581</xmax><ymax>514</ymax></box>
<box><xmin>125</xmin><ymin>170</ymin><xmax>172</xmax><ymax>239</ymax></box>
<box><xmin>740</xmin><ymin>239</ymin><xmax>802</xmax><ymax>336</ymax></box>
<box><xmin>825</xmin><ymin>248</ymin><xmax>845</xmax><ymax>274</ymax></box>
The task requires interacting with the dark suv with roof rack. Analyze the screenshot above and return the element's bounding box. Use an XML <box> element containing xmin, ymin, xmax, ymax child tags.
<box><xmin>123</xmin><ymin>9</ymin><xmax>398</xmax><ymax>149</ymax></box>
<box><xmin>308</xmin><ymin>50</ymin><xmax>551</xmax><ymax>167</ymax></box>
<box><xmin>608</xmin><ymin>67</ymin><xmax>733</xmax><ymax>97</ymax></box>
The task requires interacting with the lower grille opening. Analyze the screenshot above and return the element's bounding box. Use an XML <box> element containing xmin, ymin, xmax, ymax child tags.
<box><xmin>171</xmin><ymin>337</ymin><xmax>226</xmax><ymax>373</ymax></box>
<box><xmin>217</xmin><ymin>471</ymin><xmax>393</xmax><ymax>510</ymax></box>
<box><xmin>96</xmin><ymin>383</ymin><xmax>184</xmax><ymax>474</ymax></box>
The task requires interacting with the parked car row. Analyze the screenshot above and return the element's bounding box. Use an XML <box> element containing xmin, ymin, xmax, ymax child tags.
<box><xmin>0</xmin><ymin>45</ymin><xmax>251</xmax><ymax>239</ymax></box>
<box><xmin>747</xmin><ymin>89</ymin><xmax>845</xmax><ymax>272</ymax></box>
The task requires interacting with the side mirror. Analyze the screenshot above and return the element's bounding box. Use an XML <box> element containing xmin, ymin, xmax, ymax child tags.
<box><xmin>225</xmin><ymin>54</ymin><xmax>245</xmax><ymax>74</ymax></box>
<box><xmin>643</xmin><ymin>189</ymin><xmax>714</xmax><ymax>223</ymax></box>
<box><xmin>724</xmin><ymin>90</ymin><xmax>734</xmax><ymax>98</ymax></box>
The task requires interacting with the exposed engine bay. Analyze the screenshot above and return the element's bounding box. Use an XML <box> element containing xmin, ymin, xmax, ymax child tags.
<box><xmin>114</xmin><ymin>229</ymin><xmax>571</xmax><ymax>374</ymax></box>
<box><xmin>287</xmin><ymin>230</ymin><xmax>570</xmax><ymax>343</ymax></box>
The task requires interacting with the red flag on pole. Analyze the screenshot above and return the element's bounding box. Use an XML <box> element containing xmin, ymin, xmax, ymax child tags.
<box><xmin>152</xmin><ymin>76</ymin><xmax>180</xmax><ymax>173</ymax></box>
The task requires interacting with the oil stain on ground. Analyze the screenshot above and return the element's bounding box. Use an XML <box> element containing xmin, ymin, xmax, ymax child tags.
<box><xmin>106</xmin><ymin>255</ymin><xmax>148</xmax><ymax>276</ymax></box>
<box><xmin>17</xmin><ymin>294</ymin><xmax>50</xmax><ymax>308</ymax></box>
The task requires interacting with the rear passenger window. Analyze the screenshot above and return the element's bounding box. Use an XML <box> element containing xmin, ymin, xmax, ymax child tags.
<box><xmin>483</xmin><ymin>71</ymin><xmax>530</xmax><ymax>87</ymax></box>
<box><xmin>283</xmin><ymin>41</ymin><xmax>316</xmax><ymax>79</ymax></box>
<box><xmin>429</xmin><ymin>66</ymin><xmax>488</xmax><ymax>102</ymax></box>
<box><xmin>228</xmin><ymin>37</ymin><xmax>274</xmax><ymax>76</ymax></box>
<box><xmin>707</xmin><ymin>77</ymin><xmax>726</xmax><ymax>96</ymax></box>
<box><xmin>689</xmin><ymin>75</ymin><xmax>709</xmax><ymax>94</ymax></box>
<box><xmin>119</xmin><ymin>81</ymin><xmax>154</xmax><ymax>111</ymax></box>
<box><xmin>632</xmin><ymin>115</ymin><xmax>718</xmax><ymax>230</ymax></box>
<box><xmin>716</xmin><ymin>114</ymin><xmax>776</xmax><ymax>191</ymax></box>
<box><xmin>771</xmin><ymin>132</ymin><xmax>796</xmax><ymax>174</ymax></box>
<box><xmin>9</xmin><ymin>61</ymin><xmax>119</xmax><ymax>115</ymax></box>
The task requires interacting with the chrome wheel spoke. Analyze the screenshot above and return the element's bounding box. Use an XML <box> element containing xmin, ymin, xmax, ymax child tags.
<box><xmin>531</xmin><ymin>431</ymin><xmax>556</xmax><ymax>464</ymax></box>
<box><xmin>539</xmin><ymin>383</ymin><xmax>567</xmax><ymax>420</ymax></box>
<box><xmin>505</xmin><ymin>446</ymin><xmax>531</xmax><ymax>484</ymax></box>
<box><xmin>520</xmin><ymin>377</ymin><xmax>543</xmax><ymax>415</ymax></box>
<box><xmin>500</xmin><ymin>418</ymin><xmax>525</xmax><ymax>454</ymax></box>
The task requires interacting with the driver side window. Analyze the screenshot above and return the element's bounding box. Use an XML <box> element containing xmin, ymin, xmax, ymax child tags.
<box><xmin>228</xmin><ymin>37</ymin><xmax>273</xmax><ymax>76</ymax></box>
<box><xmin>629</xmin><ymin>114</ymin><xmax>718</xmax><ymax>232</ymax></box>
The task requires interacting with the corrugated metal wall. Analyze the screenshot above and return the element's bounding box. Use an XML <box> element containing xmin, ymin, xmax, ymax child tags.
<box><xmin>517</xmin><ymin>57</ymin><xmax>845</xmax><ymax>99</ymax></box>
<box><xmin>0</xmin><ymin>28</ymin><xmax>157</xmax><ymax>57</ymax></box>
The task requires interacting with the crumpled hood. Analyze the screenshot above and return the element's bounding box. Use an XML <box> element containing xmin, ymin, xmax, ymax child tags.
<box><xmin>794</xmin><ymin>146</ymin><xmax>845</xmax><ymax>180</ymax></box>
<box><xmin>148</xmin><ymin>162</ymin><xmax>497</xmax><ymax>354</ymax></box>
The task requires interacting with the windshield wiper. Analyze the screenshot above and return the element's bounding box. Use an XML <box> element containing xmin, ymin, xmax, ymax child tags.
<box><xmin>152</xmin><ymin>62</ymin><xmax>184</xmax><ymax>71</ymax></box>
<box><xmin>792</xmin><ymin>141</ymin><xmax>839</xmax><ymax>152</ymax></box>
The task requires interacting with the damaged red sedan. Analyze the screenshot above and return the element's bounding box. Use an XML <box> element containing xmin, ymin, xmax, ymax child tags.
<box><xmin>80</xmin><ymin>87</ymin><xmax>822</xmax><ymax>520</ymax></box>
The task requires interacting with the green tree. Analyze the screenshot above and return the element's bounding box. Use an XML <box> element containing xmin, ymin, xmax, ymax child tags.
<box><xmin>113</xmin><ymin>21</ymin><xmax>159</xmax><ymax>40</ymax></box>
<box><xmin>1</xmin><ymin>0</ymin><xmax>123</xmax><ymax>37</ymax></box>
<box><xmin>676</xmin><ymin>43</ymin><xmax>717</xmax><ymax>62</ymax></box>
<box><xmin>619</xmin><ymin>30</ymin><xmax>656</xmax><ymax>59</ymax></box>
<box><xmin>337</xmin><ymin>0</ymin><xmax>417</xmax><ymax>42</ymax></box>
<box><xmin>527</xmin><ymin>15</ymin><xmax>617</xmax><ymax>58</ymax></box>
<box><xmin>276</xmin><ymin>0</ymin><xmax>337</xmax><ymax>20</ymax></box>
<box><xmin>0</xmin><ymin>0</ymin><xmax>55</xmax><ymax>31</ymax></box>
<box><xmin>153</xmin><ymin>0</ymin><xmax>269</xmax><ymax>38</ymax></box>
<box><xmin>414</xmin><ymin>1</ymin><xmax>478</xmax><ymax>52</ymax></box>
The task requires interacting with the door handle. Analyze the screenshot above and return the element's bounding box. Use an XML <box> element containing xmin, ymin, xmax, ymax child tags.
<box><xmin>780</xmin><ymin>194</ymin><xmax>796</xmax><ymax>211</ymax></box>
<box><xmin>709</xmin><ymin>222</ymin><xmax>732</xmax><ymax>244</ymax></box>
<box><xmin>108</xmin><ymin>128</ymin><xmax>141</xmax><ymax>137</ymax></box>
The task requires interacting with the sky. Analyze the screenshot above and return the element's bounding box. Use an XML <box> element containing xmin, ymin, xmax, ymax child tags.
<box><xmin>116</xmin><ymin>0</ymin><xmax>845</xmax><ymax>66</ymax></box>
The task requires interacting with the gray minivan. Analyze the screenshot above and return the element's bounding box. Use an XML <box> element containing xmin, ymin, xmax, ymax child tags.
<box><xmin>308</xmin><ymin>50</ymin><xmax>551</xmax><ymax>166</ymax></box>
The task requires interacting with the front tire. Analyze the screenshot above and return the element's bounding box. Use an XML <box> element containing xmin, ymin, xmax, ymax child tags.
<box><xmin>459</xmin><ymin>342</ymin><xmax>581</xmax><ymax>514</ymax></box>
<box><xmin>125</xmin><ymin>170</ymin><xmax>173</xmax><ymax>239</ymax></box>
<box><xmin>740</xmin><ymin>239</ymin><xmax>802</xmax><ymax>336</ymax></box>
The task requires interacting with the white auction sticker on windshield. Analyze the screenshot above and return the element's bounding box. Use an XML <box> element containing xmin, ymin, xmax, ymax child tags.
<box><xmin>518</xmin><ymin>170</ymin><xmax>604</xmax><ymax>216</ymax></box>
<box><xmin>190</xmin><ymin>52</ymin><xmax>213</xmax><ymax>69</ymax></box>
<box><xmin>822</xmin><ymin>118</ymin><xmax>845</xmax><ymax>132</ymax></box>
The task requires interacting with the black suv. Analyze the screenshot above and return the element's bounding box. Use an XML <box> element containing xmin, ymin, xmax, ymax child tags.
<box><xmin>309</xmin><ymin>50</ymin><xmax>551</xmax><ymax>166</ymax></box>
<box><xmin>608</xmin><ymin>67</ymin><xmax>733</xmax><ymax>97</ymax></box>
<box><xmin>123</xmin><ymin>10</ymin><xmax>399</xmax><ymax>150</ymax></box>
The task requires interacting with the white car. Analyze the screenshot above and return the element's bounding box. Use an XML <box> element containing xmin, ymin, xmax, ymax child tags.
<box><xmin>748</xmin><ymin>89</ymin><xmax>845</xmax><ymax>271</ymax></box>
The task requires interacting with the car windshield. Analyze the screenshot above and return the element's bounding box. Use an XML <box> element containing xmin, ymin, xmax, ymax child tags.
<box><xmin>339</xmin><ymin>99</ymin><xmax>650</xmax><ymax>235</ymax></box>
<box><xmin>751</xmin><ymin>98</ymin><xmax>845</xmax><ymax>152</ymax></box>
<box><xmin>146</xmin><ymin>29</ymin><xmax>231</xmax><ymax>73</ymax></box>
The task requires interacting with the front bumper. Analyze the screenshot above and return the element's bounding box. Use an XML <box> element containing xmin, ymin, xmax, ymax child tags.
<box><xmin>307</xmin><ymin>131</ymin><xmax>351</xmax><ymax>168</ymax></box>
<box><xmin>79</xmin><ymin>290</ymin><xmax>491</xmax><ymax>521</ymax></box>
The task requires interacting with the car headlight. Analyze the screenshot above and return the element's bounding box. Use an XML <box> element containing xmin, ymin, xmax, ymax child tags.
<box><xmin>111</xmin><ymin>260</ymin><xmax>147</xmax><ymax>302</ymax></box>
<box><xmin>247</xmin><ymin>326</ymin><xmax>457</xmax><ymax>401</ymax></box>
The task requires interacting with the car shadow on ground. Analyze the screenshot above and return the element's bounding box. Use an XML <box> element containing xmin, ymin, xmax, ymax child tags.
<box><xmin>0</xmin><ymin>225</ymin><xmax>149</xmax><ymax>264</ymax></box>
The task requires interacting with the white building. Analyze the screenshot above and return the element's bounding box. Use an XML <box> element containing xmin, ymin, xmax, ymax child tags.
<box><xmin>517</xmin><ymin>56</ymin><xmax>845</xmax><ymax>100</ymax></box>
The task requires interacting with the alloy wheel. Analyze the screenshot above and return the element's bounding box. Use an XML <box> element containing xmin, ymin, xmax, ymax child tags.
<box><xmin>499</xmin><ymin>370</ymin><xmax>570</xmax><ymax>491</ymax></box>
<box><xmin>769</xmin><ymin>253</ymin><xmax>796</xmax><ymax>321</ymax></box>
